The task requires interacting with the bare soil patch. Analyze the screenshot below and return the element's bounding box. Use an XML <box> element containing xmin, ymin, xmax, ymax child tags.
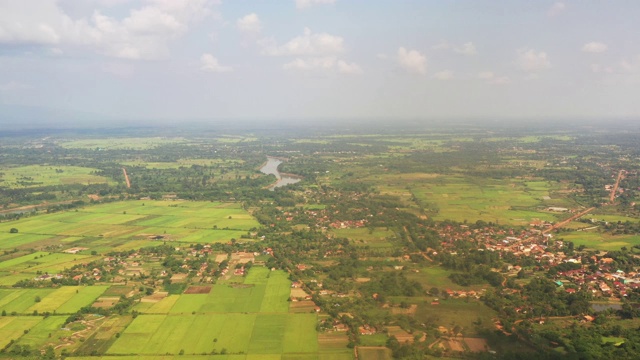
<box><xmin>290</xmin><ymin>288</ymin><xmax>308</xmax><ymax>298</ymax></box>
<box><xmin>184</xmin><ymin>286</ymin><xmax>212</xmax><ymax>294</ymax></box>
<box><xmin>92</xmin><ymin>297</ymin><xmax>120</xmax><ymax>309</ymax></box>
<box><xmin>390</xmin><ymin>304</ymin><xmax>417</xmax><ymax>315</ymax></box>
<box><xmin>446</xmin><ymin>338</ymin><xmax>465</xmax><ymax>352</ymax></box>
<box><xmin>170</xmin><ymin>273</ymin><xmax>188</xmax><ymax>283</ymax></box>
<box><xmin>463</xmin><ymin>337</ymin><xmax>488</xmax><ymax>352</ymax></box>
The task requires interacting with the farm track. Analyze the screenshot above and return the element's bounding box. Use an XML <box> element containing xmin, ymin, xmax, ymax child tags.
<box><xmin>610</xmin><ymin>170</ymin><xmax>625</xmax><ymax>203</ymax></box>
<box><xmin>122</xmin><ymin>167</ymin><xmax>131</xmax><ymax>188</ymax></box>
<box><xmin>543</xmin><ymin>207</ymin><xmax>595</xmax><ymax>234</ymax></box>
<box><xmin>403</xmin><ymin>226</ymin><xmax>433</xmax><ymax>262</ymax></box>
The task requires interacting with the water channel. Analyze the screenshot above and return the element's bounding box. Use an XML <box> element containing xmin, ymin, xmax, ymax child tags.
<box><xmin>259</xmin><ymin>157</ymin><xmax>301</xmax><ymax>190</ymax></box>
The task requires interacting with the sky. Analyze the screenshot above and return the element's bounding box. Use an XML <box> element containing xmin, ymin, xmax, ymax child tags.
<box><xmin>0</xmin><ymin>0</ymin><xmax>639</xmax><ymax>124</ymax></box>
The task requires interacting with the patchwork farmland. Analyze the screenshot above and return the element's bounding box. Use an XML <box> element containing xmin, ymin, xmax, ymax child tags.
<box><xmin>0</xmin><ymin>200</ymin><xmax>352</xmax><ymax>359</ymax></box>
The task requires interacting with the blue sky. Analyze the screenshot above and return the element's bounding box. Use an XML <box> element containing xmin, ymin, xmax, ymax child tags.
<box><xmin>0</xmin><ymin>0</ymin><xmax>639</xmax><ymax>123</ymax></box>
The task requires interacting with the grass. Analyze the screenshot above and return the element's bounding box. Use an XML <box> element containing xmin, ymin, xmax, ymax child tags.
<box><xmin>356</xmin><ymin>347</ymin><xmax>391</xmax><ymax>360</ymax></box>
<box><xmin>332</xmin><ymin>228</ymin><xmax>395</xmax><ymax>249</ymax></box>
<box><xmin>0</xmin><ymin>165</ymin><xmax>110</xmax><ymax>188</ymax></box>
<box><xmin>405</xmin><ymin>266</ymin><xmax>486</xmax><ymax>291</ymax></box>
<box><xmin>0</xmin><ymin>200</ymin><xmax>258</xmax><ymax>256</ymax></box>
<box><xmin>0</xmin><ymin>316</ymin><xmax>43</xmax><ymax>348</ymax></box>
<box><xmin>415</xmin><ymin>299</ymin><xmax>497</xmax><ymax>336</ymax></box>
<box><xmin>559</xmin><ymin>230</ymin><xmax>640</xmax><ymax>251</ymax></box>
<box><xmin>108</xmin><ymin>269</ymin><xmax>318</xmax><ymax>357</ymax></box>
<box><xmin>58</xmin><ymin>137</ymin><xmax>185</xmax><ymax>150</ymax></box>
<box><xmin>370</xmin><ymin>174</ymin><xmax>569</xmax><ymax>225</ymax></box>
<box><xmin>0</xmin><ymin>286</ymin><xmax>106</xmax><ymax>315</ymax></box>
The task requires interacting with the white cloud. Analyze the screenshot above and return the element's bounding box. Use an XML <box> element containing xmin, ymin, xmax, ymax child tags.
<box><xmin>433</xmin><ymin>41</ymin><xmax>477</xmax><ymax>56</ymax></box>
<box><xmin>397</xmin><ymin>47</ymin><xmax>427</xmax><ymax>75</ymax></box>
<box><xmin>433</xmin><ymin>70</ymin><xmax>454</xmax><ymax>80</ymax></box>
<box><xmin>283</xmin><ymin>56</ymin><xmax>361</xmax><ymax>74</ymax></box>
<box><xmin>284</xmin><ymin>57</ymin><xmax>335</xmax><ymax>71</ymax></box>
<box><xmin>582</xmin><ymin>42</ymin><xmax>607</xmax><ymax>53</ymax></box>
<box><xmin>454</xmin><ymin>42</ymin><xmax>477</xmax><ymax>56</ymax></box>
<box><xmin>261</xmin><ymin>27</ymin><xmax>344</xmax><ymax>56</ymax></box>
<box><xmin>237</xmin><ymin>13</ymin><xmax>261</xmax><ymax>34</ymax></box>
<box><xmin>337</xmin><ymin>60</ymin><xmax>362</xmax><ymax>74</ymax></box>
<box><xmin>295</xmin><ymin>0</ymin><xmax>336</xmax><ymax>10</ymax></box>
<box><xmin>590</xmin><ymin>64</ymin><xmax>613</xmax><ymax>74</ymax></box>
<box><xmin>548</xmin><ymin>2</ymin><xmax>566</xmax><ymax>17</ymax></box>
<box><xmin>0</xmin><ymin>0</ymin><xmax>216</xmax><ymax>60</ymax></box>
<box><xmin>477</xmin><ymin>71</ymin><xmax>510</xmax><ymax>85</ymax></box>
<box><xmin>477</xmin><ymin>71</ymin><xmax>494</xmax><ymax>80</ymax></box>
<box><xmin>200</xmin><ymin>53</ymin><xmax>232</xmax><ymax>72</ymax></box>
<box><xmin>620</xmin><ymin>55</ymin><xmax>640</xmax><ymax>73</ymax></box>
<box><xmin>517</xmin><ymin>48</ymin><xmax>551</xmax><ymax>72</ymax></box>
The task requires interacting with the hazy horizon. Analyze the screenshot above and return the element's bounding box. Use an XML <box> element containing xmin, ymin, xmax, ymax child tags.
<box><xmin>1</xmin><ymin>1</ymin><xmax>640</xmax><ymax>125</ymax></box>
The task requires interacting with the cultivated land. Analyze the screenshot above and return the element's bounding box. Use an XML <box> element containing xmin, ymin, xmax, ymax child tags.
<box><xmin>0</xmin><ymin>165</ymin><xmax>111</xmax><ymax>188</ymax></box>
<box><xmin>3</xmin><ymin>125</ymin><xmax>640</xmax><ymax>359</ymax></box>
<box><xmin>108</xmin><ymin>268</ymin><xmax>325</xmax><ymax>358</ymax></box>
<box><xmin>0</xmin><ymin>200</ymin><xmax>258</xmax><ymax>259</ymax></box>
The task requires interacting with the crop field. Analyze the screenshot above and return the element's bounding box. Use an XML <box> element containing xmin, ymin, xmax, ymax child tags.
<box><xmin>0</xmin><ymin>316</ymin><xmax>44</xmax><ymax>348</ymax></box>
<box><xmin>415</xmin><ymin>299</ymin><xmax>497</xmax><ymax>336</ymax></box>
<box><xmin>108</xmin><ymin>268</ymin><xmax>324</xmax><ymax>358</ymax></box>
<box><xmin>0</xmin><ymin>201</ymin><xmax>258</xmax><ymax>251</ymax></box>
<box><xmin>0</xmin><ymin>286</ymin><xmax>107</xmax><ymax>315</ymax></box>
<box><xmin>0</xmin><ymin>165</ymin><xmax>111</xmax><ymax>188</ymax></box>
<box><xmin>331</xmin><ymin>228</ymin><xmax>396</xmax><ymax>249</ymax></box>
<box><xmin>405</xmin><ymin>266</ymin><xmax>487</xmax><ymax>291</ymax></box>
<box><xmin>58</xmin><ymin>137</ymin><xmax>185</xmax><ymax>150</ymax></box>
<box><xmin>122</xmin><ymin>158</ymin><xmax>244</xmax><ymax>169</ymax></box>
<box><xmin>406</xmin><ymin>176</ymin><xmax>564</xmax><ymax>225</ymax></box>
<box><xmin>559</xmin><ymin>231</ymin><xmax>640</xmax><ymax>251</ymax></box>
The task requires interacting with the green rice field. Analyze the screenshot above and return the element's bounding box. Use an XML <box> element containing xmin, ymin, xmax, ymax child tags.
<box><xmin>108</xmin><ymin>268</ymin><xmax>325</xmax><ymax>358</ymax></box>
<box><xmin>0</xmin><ymin>165</ymin><xmax>111</xmax><ymax>188</ymax></box>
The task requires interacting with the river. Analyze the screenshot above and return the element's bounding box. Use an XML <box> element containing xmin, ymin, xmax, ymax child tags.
<box><xmin>260</xmin><ymin>157</ymin><xmax>301</xmax><ymax>190</ymax></box>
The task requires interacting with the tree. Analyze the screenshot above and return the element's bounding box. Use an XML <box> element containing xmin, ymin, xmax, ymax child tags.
<box><xmin>9</xmin><ymin>228</ymin><xmax>18</xmax><ymax>233</ymax></box>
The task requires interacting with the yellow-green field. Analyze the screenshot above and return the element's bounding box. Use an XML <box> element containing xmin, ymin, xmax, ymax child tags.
<box><xmin>559</xmin><ymin>231</ymin><xmax>640</xmax><ymax>251</ymax></box>
<box><xmin>331</xmin><ymin>228</ymin><xmax>396</xmax><ymax>249</ymax></box>
<box><xmin>122</xmin><ymin>158</ymin><xmax>244</xmax><ymax>170</ymax></box>
<box><xmin>0</xmin><ymin>165</ymin><xmax>111</xmax><ymax>188</ymax></box>
<box><xmin>58</xmin><ymin>137</ymin><xmax>185</xmax><ymax>150</ymax></box>
<box><xmin>372</xmin><ymin>174</ymin><xmax>573</xmax><ymax>225</ymax></box>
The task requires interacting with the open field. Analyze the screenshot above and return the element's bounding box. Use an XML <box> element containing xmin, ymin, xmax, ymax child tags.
<box><xmin>332</xmin><ymin>228</ymin><xmax>395</xmax><ymax>249</ymax></box>
<box><xmin>405</xmin><ymin>266</ymin><xmax>487</xmax><ymax>292</ymax></box>
<box><xmin>370</xmin><ymin>174</ymin><xmax>570</xmax><ymax>225</ymax></box>
<box><xmin>108</xmin><ymin>268</ymin><xmax>321</xmax><ymax>358</ymax></box>
<box><xmin>122</xmin><ymin>158</ymin><xmax>244</xmax><ymax>169</ymax></box>
<box><xmin>0</xmin><ymin>286</ymin><xmax>107</xmax><ymax>315</ymax></box>
<box><xmin>559</xmin><ymin>230</ymin><xmax>640</xmax><ymax>251</ymax></box>
<box><xmin>58</xmin><ymin>137</ymin><xmax>185</xmax><ymax>150</ymax></box>
<box><xmin>415</xmin><ymin>299</ymin><xmax>497</xmax><ymax>336</ymax></box>
<box><xmin>0</xmin><ymin>165</ymin><xmax>111</xmax><ymax>188</ymax></box>
<box><xmin>0</xmin><ymin>200</ymin><xmax>258</xmax><ymax>250</ymax></box>
<box><xmin>356</xmin><ymin>347</ymin><xmax>391</xmax><ymax>360</ymax></box>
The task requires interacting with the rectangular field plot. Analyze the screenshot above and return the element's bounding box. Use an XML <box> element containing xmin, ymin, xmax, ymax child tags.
<box><xmin>107</xmin><ymin>313</ymin><xmax>257</xmax><ymax>355</ymax></box>
<box><xmin>0</xmin><ymin>233</ymin><xmax>51</xmax><ymax>250</ymax></box>
<box><xmin>13</xmin><ymin>315</ymin><xmax>68</xmax><ymax>348</ymax></box>
<box><xmin>108</xmin><ymin>313</ymin><xmax>321</xmax><ymax>357</ymax></box>
<box><xmin>0</xmin><ymin>316</ymin><xmax>44</xmax><ymax>348</ymax></box>
<box><xmin>0</xmin><ymin>288</ymin><xmax>55</xmax><ymax>314</ymax></box>
<box><xmin>283</xmin><ymin>314</ymin><xmax>318</xmax><ymax>353</ymax></box>
<box><xmin>170</xmin><ymin>284</ymin><xmax>266</xmax><ymax>313</ymax></box>
<box><xmin>0</xmin><ymin>200</ymin><xmax>259</xmax><ymax>253</ymax></box>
